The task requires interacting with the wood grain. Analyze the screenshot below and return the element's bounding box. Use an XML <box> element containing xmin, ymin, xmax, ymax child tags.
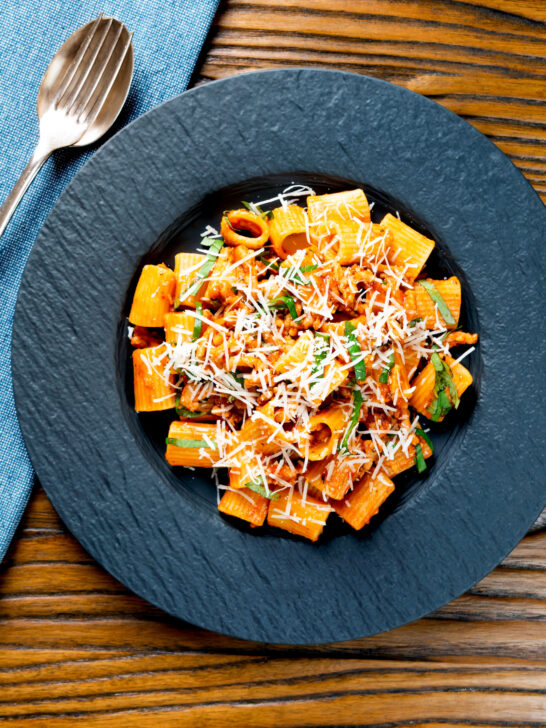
<box><xmin>199</xmin><ymin>0</ymin><xmax>546</xmax><ymax>202</ymax></box>
<box><xmin>1</xmin><ymin>1</ymin><xmax>545</xmax><ymax>725</ymax></box>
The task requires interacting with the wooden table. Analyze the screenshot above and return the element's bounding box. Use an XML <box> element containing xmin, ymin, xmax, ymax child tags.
<box><xmin>2</xmin><ymin>2</ymin><xmax>545</xmax><ymax>724</ymax></box>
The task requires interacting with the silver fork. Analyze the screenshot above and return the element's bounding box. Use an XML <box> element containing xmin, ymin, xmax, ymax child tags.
<box><xmin>0</xmin><ymin>14</ymin><xmax>133</xmax><ymax>239</ymax></box>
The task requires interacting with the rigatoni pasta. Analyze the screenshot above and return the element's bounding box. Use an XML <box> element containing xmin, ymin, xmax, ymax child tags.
<box><xmin>381</xmin><ymin>213</ymin><xmax>436</xmax><ymax>280</ymax></box>
<box><xmin>128</xmin><ymin>184</ymin><xmax>478</xmax><ymax>541</ymax></box>
<box><xmin>307</xmin><ymin>188</ymin><xmax>370</xmax><ymax>224</ymax></box>
<box><xmin>165</xmin><ymin>421</ymin><xmax>221</xmax><ymax>467</ymax></box>
<box><xmin>332</xmin><ymin>472</ymin><xmax>394</xmax><ymax>530</ymax></box>
<box><xmin>218</xmin><ymin>487</ymin><xmax>269</xmax><ymax>527</ymax></box>
<box><xmin>129</xmin><ymin>264</ymin><xmax>176</xmax><ymax>327</ymax></box>
<box><xmin>133</xmin><ymin>344</ymin><xmax>176</xmax><ymax>412</ymax></box>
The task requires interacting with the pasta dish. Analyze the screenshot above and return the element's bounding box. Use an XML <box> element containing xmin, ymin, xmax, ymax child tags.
<box><xmin>128</xmin><ymin>186</ymin><xmax>477</xmax><ymax>541</ymax></box>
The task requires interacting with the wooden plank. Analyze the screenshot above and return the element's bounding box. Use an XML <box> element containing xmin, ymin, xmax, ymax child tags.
<box><xmin>2</xmin><ymin>2</ymin><xmax>545</xmax><ymax>726</ymax></box>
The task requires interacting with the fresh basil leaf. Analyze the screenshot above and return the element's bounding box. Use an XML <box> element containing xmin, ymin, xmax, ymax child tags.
<box><xmin>415</xmin><ymin>443</ymin><xmax>427</xmax><ymax>473</ymax></box>
<box><xmin>179</xmin><ymin>238</ymin><xmax>223</xmax><ymax>302</ymax></box>
<box><xmin>427</xmin><ymin>353</ymin><xmax>459</xmax><ymax>420</ymax></box>
<box><xmin>166</xmin><ymin>437</ymin><xmax>216</xmax><ymax>449</ymax></box>
<box><xmin>241</xmin><ymin>200</ymin><xmax>273</xmax><ymax>220</ymax></box>
<box><xmin>418</xmin><ymin>280</ymin><xmax>456</xmax><ymax>326</ymax></box>
<box><xmin>344</xmin><ymin>321</ymin><xmax>367</xmax><ymax>381</ymax></box>
<box><xmin>174</xmin><ymin>394</ymin><xmax>207</xmax><ymax>419</ymax></box>
<box><xmin>379</xmin><ymin>353</ymin><xmax>395</xmax><ymax>384</ymax></box>
<box><xmin>258</xmin><ymin>254</ymin><xmax>280</xmax><ymax>272</ymax></box>
<box><xmin>192</xmin><ymin>302</ymin><xmax>203</xmax><ymax>341</ymax></box>
<box><xmin>268</xmin><ymin>295</ymin><xmax>299</xmax><ymax>320</ymax></box>
<box><xmin>339</xmin><ymin>389</ymin><xmax>364</xmax><ymax>453</ymax></box>
<box><xmin>311</xmin><ymin>333</ymin><xmax>330</xmax><ymax>381</ymax></box>
<box><xmin>415</xmin><ymin>427</ymin><xmax>434</xmax><ymax>452</ymax></box>
<box><xmin>245</xmin><ymin>478</ymin><xmax>280</xmax><ymax>500</ymax></box>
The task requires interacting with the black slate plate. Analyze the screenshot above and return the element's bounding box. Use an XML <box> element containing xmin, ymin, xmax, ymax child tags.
<box><xmin>12</xmin><ymin>69</ymin><xmax>546</xmax><ymax>644</ymax></box>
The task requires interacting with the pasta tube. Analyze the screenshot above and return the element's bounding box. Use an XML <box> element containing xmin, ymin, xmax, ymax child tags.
<box><xmin>220</xmin><ymin>209</ymin><xmax>269</xmax><ymax>250</ymax></box>
<box><xmin>239</xmin><ymin>402</ymin><xmax>290</xmax><ymax>456</ymax></box>
<box><xmin>409</xmin><ymin>354</ymin><xmax>473</xmax><ymax>421</ymax></box>
<box><xmin>307</xmin><ymin>188</ymin><xmax>370</xmax><ymax>224</ymax></box>
<box><xmin>129</xmin><ymin>264</ymin><xmax>176</xmax><ymax>327</ymax></box>
<box><xmin>401</xmin><ymin>346</ymin><xmax>421</xmax><ymax>380</ymax></box>
<box><xmin>174</xmin><ymin>252</ymin><xmax>208</xmax><ymax>309</ymax></box>
<box><xmin>303</xmin><ymin>404</ymin><xmax>351</xmax><ymax>461</ymax></box>
<box><xmin>332</xmin><ymin>472</ymin><xmax>394</xmax><ymax>530</ymax></box>
<box><xmin>269</xmin><ymin>205</ymin><xmax>309</xmax><ymax>259</ymax></box>
<box><xmin>304</xmin><ymin>455</ymin><xmax>365</xmax><ymax>501</ymax></box>
<box><xmin>309</xmin><ymin>360</ymin><xmax>348</xmax><ymax>407</ymax></box>
<box><xmin>381</xmin><ymin>214</ymin><xmax>435</xmax><ymax>279</ymax></box>
<box><xmin>312</xmin><ymin>220</ymin><xmax>389</xmax><ymax>264</ymax></box>
<box><xmin>164</xmin><ymin>311</ymin><xmax>207</xmax><ymax>345</ymax></box>
<box><xmin>267</xmin><ymin>488</ymin><xmax>332</xmax><ymax>542</ymax></box>
<box><xmin>165</xmin><ymin>421</ymin><xmax>220</xmax><ymax>467</ymax></box>
<box><xmin>133</xmin><ymin>344</ymin><xmax>176</xmax><ymax>412</ymax></box>
<box><xmin>227</xmin><ymin>448</ymin><xmax>263</xmax><ymax>490</ymax></box>
<box><xmin>414</xmin><ymin>277</ymin><xmax>461</xmax><ymax>330</ymax></box>
<box><xmin>382</xmin><ymin>434</ymin><xmax>433</xmax><ymax>477</ymax></box>
<box><xmin>218</xmin><ymin>487</ymin><xmax>269</xmax><ymax>527</ymax></box>
<box><xmin>274</xmin><ymin>332</ymin><xmax>313</xmax><ymax>374</ymax></box>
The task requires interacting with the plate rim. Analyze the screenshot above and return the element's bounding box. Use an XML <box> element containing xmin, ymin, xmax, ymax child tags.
<box><xmin>12</xmin><ymin>68</ymin><xmax>546</xmax><ymax>644</ymax></box>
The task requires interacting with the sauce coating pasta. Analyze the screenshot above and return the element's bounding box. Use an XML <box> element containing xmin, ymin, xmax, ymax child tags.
<box><xmin>129</xmin><ymin>186</ymin><xmax>478</xmax><ymax>541</ymax></box>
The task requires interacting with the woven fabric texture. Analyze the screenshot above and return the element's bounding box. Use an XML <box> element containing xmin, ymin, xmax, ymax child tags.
<box><xmin>0</xmin><ymin>0</ymin><xmax>219</xmax><ymax>559</ymax></box>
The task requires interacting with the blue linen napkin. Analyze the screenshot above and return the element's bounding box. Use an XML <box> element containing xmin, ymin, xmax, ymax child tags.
<box><xmin>0</xmin><ymin>0</ymin><xmax>220</xmax><ymax>560</ymax></box>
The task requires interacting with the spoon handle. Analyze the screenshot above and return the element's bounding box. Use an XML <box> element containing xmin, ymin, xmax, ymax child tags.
<box><xmin>0</xmin><ymin>144</ymin><xmax>51</xmax><ymax>240</ymax></box>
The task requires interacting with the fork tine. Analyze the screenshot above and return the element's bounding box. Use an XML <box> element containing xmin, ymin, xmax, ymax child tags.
<box><xmin>78</xmin><ymin>31</ymin><xmax>133</xmax><ymax>126</ymax></box>
<box><xmin>72</xmin><ymin>21</ymin><xmax>124</xmax><ymax>118</ymax></box>
<box><xmin>60</xmin><ymin>17</ymin><xmax>114</xmax><ymax>110</ymax></box>
<box><xmin>53</xmin><ymin>13</ymin><xmax>103</xmax><ymax>110</ymax></box>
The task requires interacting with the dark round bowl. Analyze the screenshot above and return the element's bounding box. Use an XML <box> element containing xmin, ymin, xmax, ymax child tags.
<box><xmin>12</xmin><ymin>69</ymin><xmax>546</xmax><ymax>644</ymax></box>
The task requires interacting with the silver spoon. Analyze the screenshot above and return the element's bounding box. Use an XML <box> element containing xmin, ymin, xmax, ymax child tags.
<box><xmin>0</xmin><ymin>14</ymin><xmax>134</xmax><ymax>239</ymax></box>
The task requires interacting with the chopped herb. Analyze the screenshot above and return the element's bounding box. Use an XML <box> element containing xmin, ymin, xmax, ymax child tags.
<box><xmin>286</xmin><ymin>262</ymin><xmax>318</xmax><ymax>285</ymax></box>
<box><xmin>311</xmin><ymin>333</ymin><xmax>329</xmax><ymax>381</ymax></box>
<box><xmin>415</xmin><ymin>443</ymin><xmax>427</xmax><ymax>473</ymax></box>
<box><xmin>379</xmin><ymin>352</ymin><xmax>395</xmax><ymax>384</ymax></box>
<box><xmin>344</xmin><ymin>321</ymin><xmax>367</xmax><ymax>381</ymax></box>
<box><xmin>416</xmin><ymin>427</ymin><xmax>434</xmax><ymax>452</ymax></box>
<box><xmin>431</xmin><ymin>352</ymin><xmax>444</xmax><ymax>372</ymax></box>
<box><xmin>245</xmin><ymin>477</ymin><xmax>280</xmax><ymax>500</ymax></box>
<box><xmin>339</xmin><ymin>388</ymin><xmax>364</xmax><ymax>453</ymax></box>
<box><xmin>418</xmin><ymin>280</ymin><xmax>456</xmax><ymax>326</ymax></box>
<box><xmin>268</xmin><ymin>295</ymin><xmax>299</xmax><ymax>320</ymax></box>
<box><xmin>179</xmin><ymin>237</ymin><xmax>223</xmax><ymax>303</ymax></box>
<box><xmin>409</xmin><ymin>317</ymin><xmax>422</xmax><ymax>327</ymax></box>
<box><xmin>258</xmin><ymin>254</ymin><xmax>280</xmax><ymax>272</ymax></box>
<box><xmin>259</xmin><ymin>255</ymin><xmax>316</xmax><ymax>285</ymax></box>
<box><xmin>192</xmin><ymin>302</ymin><xmax>203</xmax><ymax>341</ymax></box>
<box><xmin>175</xmin><ymin>394</ymin><xmax>207</xmax><ymax>419</ymax></box>
<box><xmin>427</xmin><ymin>352</ymin><xmax>459</xmax><ymax>421</ymax></box>
<box><xmin>241</xmin><ymin>200</ymin><xmax>273</xmax><ymax>220</ymax></box>
<box><xmin>175</xmin><ymin>406</ymin><xmax>207</xmax><ymax>419</ymax></box>
<box><xmin>278</xmin><ymin>261</ymin><xmax>315</xmax><ymax>286</ymax></box>
<box><xmin>166</xmin><ymin>437</ymin><xmax>216</xmax><ymax>449</ymax></box>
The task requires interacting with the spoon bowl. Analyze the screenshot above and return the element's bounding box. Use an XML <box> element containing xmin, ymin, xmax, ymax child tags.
<box><xmin>38</xmin><ymin>16</ymin><xmax>133</xmax><ymax>147</ymax></box>
<box><xmin>0</xmin><ymin>14</ymin><xmax>134</xmax><ymax>239</ymax></box>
